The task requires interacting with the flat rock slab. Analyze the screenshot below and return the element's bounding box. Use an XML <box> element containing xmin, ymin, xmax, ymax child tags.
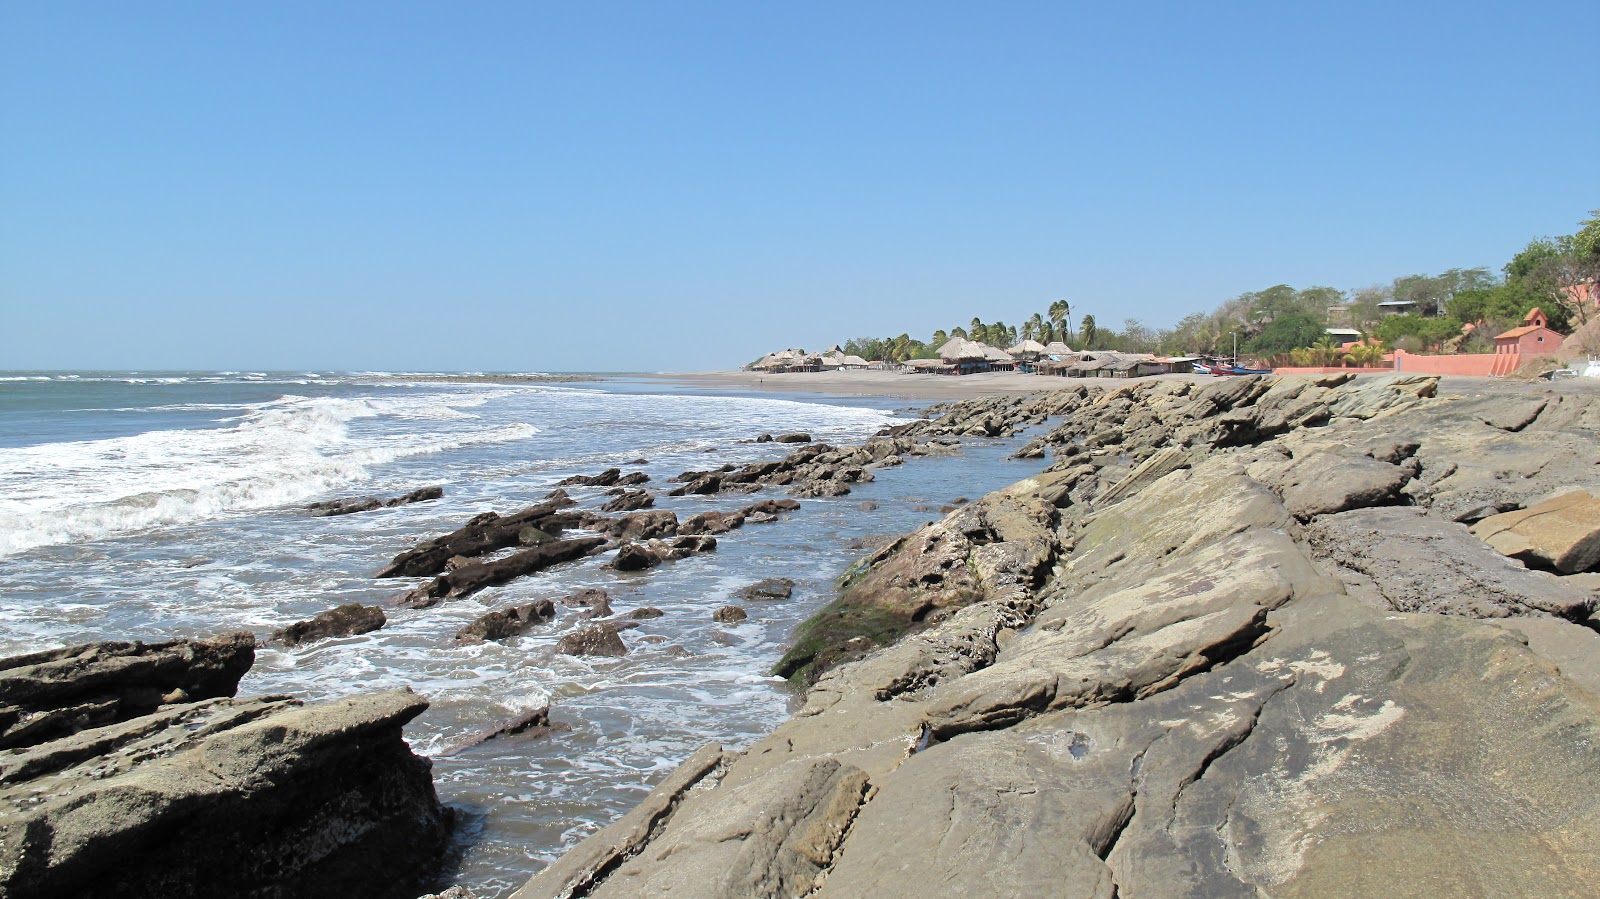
<box><xmin>1272</xmin><ymin>450</ymin><xmax>1412</xmax><ymax>519</ymax></box>
<box><xmin>1306</xmin><ymin>506</ymin><xmax>1592</xmax><ymax>620</ymax></box>
<box><xmin>1472</xmin><ymin>490</ymin><xmax>1600</xmax><ymax>574</ymax></box>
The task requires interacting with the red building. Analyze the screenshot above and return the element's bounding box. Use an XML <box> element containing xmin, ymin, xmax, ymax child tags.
<box><xmin>1492</xmin><ymin>308</ymin><xmax>1564</xmax><ymax>373</ymax></box>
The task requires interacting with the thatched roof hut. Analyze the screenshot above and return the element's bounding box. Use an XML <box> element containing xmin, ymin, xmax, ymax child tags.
<box><xmin>1042</xmin><ymin>341</ymin><xmax>1075</xmax><ymax>356</ymax></box>
<box><xmin>936</xmin><ymin>337</ymin><xmax>989</xmax><ymax>362</ymax></box>
<box><xmin>1007</xmin><ymin>339</ymin><xmax>1048</xmax><ymax>357</ymax></box>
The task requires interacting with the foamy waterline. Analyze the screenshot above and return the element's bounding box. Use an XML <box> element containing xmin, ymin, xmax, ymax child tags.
<box><xmin>0</xmin><ymin>391</ymin><xmax>538</xmax><ymax>556</ymax></box>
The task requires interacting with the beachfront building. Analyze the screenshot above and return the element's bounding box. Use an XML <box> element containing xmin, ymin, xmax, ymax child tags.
<box><xmin>746</xmin><ymin>349</ymin><xmax>821</xmax><ymax>373</ymax></box>
<box><xmin>984</xmin><ymin>345</ymin><xmax>1017</xmax><ymax>371</ymax></box>
<box><xmin>1494</xmin><ymin>308</ymin><xmax>1565</xmax><ymax>360</ymax></box>
<box><xmin>936</xmin><ymin>337</ymin><xmax>993</xmax><ymax>374</ymax></box>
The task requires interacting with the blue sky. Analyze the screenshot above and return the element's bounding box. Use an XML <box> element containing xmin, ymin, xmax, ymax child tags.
<box><xmin>3</xmin><ymin>1</ymin><xmax>1595</xmax><ymax>371</ymax></box>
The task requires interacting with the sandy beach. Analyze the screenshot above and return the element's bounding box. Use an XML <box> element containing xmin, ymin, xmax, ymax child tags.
<box><xmin>643</xmin><ymin>369</ymin><xmax>1132</xmax><ymax>401</ymax></box>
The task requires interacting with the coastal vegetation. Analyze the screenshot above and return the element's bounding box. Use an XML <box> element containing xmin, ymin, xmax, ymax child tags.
<box><xmin>836</xmin><ymin>210</ymin><xmax>1600</xmax><ymax>360</ymax></box>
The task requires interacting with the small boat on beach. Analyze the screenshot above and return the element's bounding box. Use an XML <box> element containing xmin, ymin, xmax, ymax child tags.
<box><xmin>1211</xmin><ymin>364</ymin><xmax>1273</xmax><ymax>376</ymax></box>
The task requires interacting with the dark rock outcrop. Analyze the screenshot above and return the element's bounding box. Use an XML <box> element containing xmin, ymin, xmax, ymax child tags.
<box><xmin>601</xmin><ymin>489</ymin><xmax>654</xmax><ymax>513</ymax></box>
<box><xmin>712</xmin><ymin>606</ymin><xmax>747</xmax><ymax>623</ymax></box>
<box><xmin>611</xmin><ymin>543</ymin><xmax>662</xmax><ymax>572</ymax></box>
<box><xmin>455</xmin><ymin>600</ymin><xmax>557</xmax><ymax>643</ymax></box>
<box><xmin>377</xmin><ymin>496</ymin><xmax>579</xmax><ymax>578</ymax></box>
<box><xmin>271</xmin><ymin>604</ymin><xmax>386</xmax><ymax>647</ymax></box>
<box><xmin>307</xmin><ymin>486</ymin><xmax>443</xmax><ymax>517</ymax></box>
<box><xmin>400</xmin><ymin>537</ymin><xmax>606</xmax><ymax>608</ymax></box>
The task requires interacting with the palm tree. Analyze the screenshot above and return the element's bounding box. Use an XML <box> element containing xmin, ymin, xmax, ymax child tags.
<box><xmin>1047</xmin><ymin>300</ymin><xmax>1069</xmax><ymax>343</ymax></box>
<box><xmin>1080</xmin><ymin>314</ymin><xmax>1098</xmax><ymax>348</ymax></box>
<box><xmin>1023</xmin><ymin>313</ymin><xmax>1043</xmax><ymax>341</ymax></box>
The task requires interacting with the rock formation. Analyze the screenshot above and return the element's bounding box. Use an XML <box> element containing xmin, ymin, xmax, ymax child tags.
<box><xmin>0</xmin><ymin>637</ymin><xmax>450</xmax><ymax>899</ymax></box>
<box><xmin>513</xmin><ymin>375</ymin><xmax>1600</xmax><ymax>899</ymax></box>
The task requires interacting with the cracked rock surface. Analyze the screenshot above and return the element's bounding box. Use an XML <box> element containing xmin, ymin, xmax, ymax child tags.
<box><xmin>512</xmin><ymin>375</ymin><xmax>1600</xmax><ymax>899</ymax></box>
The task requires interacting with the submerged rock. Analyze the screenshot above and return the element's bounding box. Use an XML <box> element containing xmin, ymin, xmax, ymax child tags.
<box><xmin>441</xmin><ymin>705</ymin><xmax>571</xmax><ymax>755</ymax></box>
<box><xmin>740</xmin><ymin>577</ymin><xmax>795</xmax><ymax>602</ymax></box>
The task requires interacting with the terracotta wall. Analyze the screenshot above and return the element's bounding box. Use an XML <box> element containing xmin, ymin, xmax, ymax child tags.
<box><xmin>1391</xmin><ymin>350</ymin><xmax>1508</xmax><ymax>376</ymax></box>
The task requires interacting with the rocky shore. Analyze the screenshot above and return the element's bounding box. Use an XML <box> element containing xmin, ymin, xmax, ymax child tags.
<box><xmin>8</xmin><ymin>373</ymin><xmax>1599</xmax><ymax>898</ymax></box>
<box><xmin>513</xmin><ymin>373</ymin><xmax>1600</xmax><ymax>898</ymax></box>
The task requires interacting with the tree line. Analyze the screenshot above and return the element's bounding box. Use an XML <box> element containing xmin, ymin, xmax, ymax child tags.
<box><xmin>838</xmin><ymin>210</ymin><xmax>1599</xmax><ymax>363</ymax></box>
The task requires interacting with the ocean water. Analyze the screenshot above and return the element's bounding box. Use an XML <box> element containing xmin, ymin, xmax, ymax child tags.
<box><xmin>0</xmin><ymin>371</ymin><xmax>1038</xmax><ymax>896</ymax></box>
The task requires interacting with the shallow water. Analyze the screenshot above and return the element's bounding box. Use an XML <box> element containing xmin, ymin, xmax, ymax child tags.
<box><xmin>0</xmin><ymin>371</ymin><xmax>1037</xmax><ymax>896</ymax></box>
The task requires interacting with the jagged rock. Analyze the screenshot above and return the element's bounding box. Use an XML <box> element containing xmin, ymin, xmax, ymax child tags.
<box><xmin>601</xmin><ymin>489</ymin><xmax>655</xmax><ymax>513</ymax></box>
<box><xmin>557</xmin><ymin>468</ymin><xmax>623</xmax><ymax>487</ymax></box>
<box><xmin>1472</xmin><ymin>490</ymin><xmax>1600</xmax><ymax>573</ymax></box>
<box><xmin>790</xmin><ymin>479</ymin><xmax>851</xmax><ymax>498</ymax></box>
<box><xmin>712</xmin><ymin>606</ymin><xmax>748</xmax><ymax>623</ymax></box>
<box><xmin>400</xmin><ymin>537</ymin><xmax>606</xmax><ymax>608</ymax></box>
<box><xmin>741</xmin><ymin>578</ymin><xmax>794</xmax><ymax>602</ymax></box>
<box><xmin>607</xmin><ymin>510</ymin><xmax>679</xmax><ymax>543</ymax></box>
<box><xmin>557</xmin><ymin>624</ymin><xmax>629</xmax><ymax>658</ymax></box>
<box><xmin>679</xmin><ymin>510</ymin><xmax>745</xmax><ymax>535</ymax></box>
<box><xmin>455</xmin><ymin>600</ymin><xmax>556</xmax><ymax>643</ymax></box>
<box><xmin>627</xmin><ymin>607</ymin><xmax>665</xmax><ymax>620</ymax></box>
<box><xmin>270</xmin><ymin>604</ymin><xmax>385</xmax><ymax>647</ymax></box>
<box><xmin>0</xmin><ymin>689</ymin><xmax>450</xmax><ymax>899</ymax></box>
<box><xmin>377</xmin><ymin>495</ymin><xmax>579</xmax><ymax>578</ymax></box>
<box><xmin>0</xmin><ymin>633</ymin><xmax>256</xmax><ymax>751</ymax></box>
<box><xmin>775</xmin><ymin>433</ymin><xmax>812</xmax><ymax>443</ymax></box>
<box><xmin>611</xmin><ymin>543</ymin><xmax>662</xmax><ymax>572</ymax></box>
<box><xmin>306</xmin><ymin>486</ymin><xmax>443</xmax><ymax>516</ymax></box>
<box><xmin>667</xmin><ymin>535</ymin><xmax>718</xmax><ymax>557</ymax></box>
